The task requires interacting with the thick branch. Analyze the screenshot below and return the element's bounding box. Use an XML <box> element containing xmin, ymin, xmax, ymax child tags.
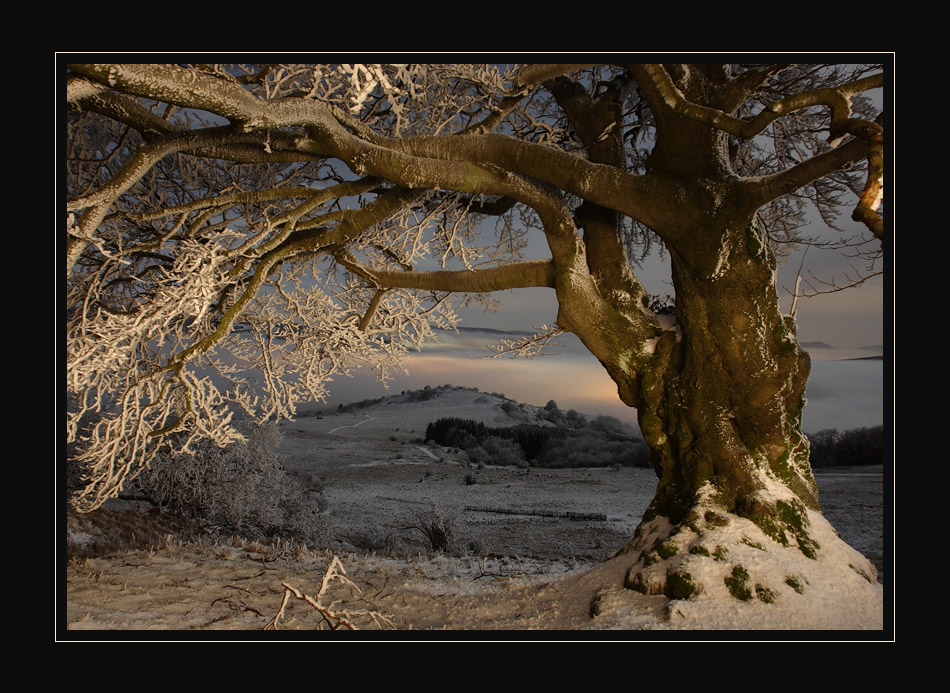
<box><xmin>68</xmin><ymin>64</ymin><xmax>274</xmax><ymax>128</ymax></box>
<box><xmin>513</xmin><ymin>64</ymin><xmax>601</xmax><ymax>87</ymax></box>
<box><xmin>337</xmin><ymin>255</ymin><xmax>557</xmax><ymax>293</ymax></box>
<box><xmin>297</xmin><ymin>118</ymin><xmax>591</xmax><ymax>270</ymax></box>
<box><xmin>316</xmin><ymin>125</ymin><xmax>661</xmax><ymax>233</ymax></box>
<box><xmin>544</xmin><ymin>75</ymin><xmax>649</xmax><ymax>303</ymax></box>
<box><xmin>68</xmin><ymin>75</ymin><xmax>183</xmax><ymax>139</ymax></box>
<box><xmin>852</xmin><ymin>133</ymin><xmax>884</xmax><ymax>240</ymax></box>
<box><xmin>67</xmin><ymin>63</ymin><xmax>348</xmax><ymax>150</ymax></box>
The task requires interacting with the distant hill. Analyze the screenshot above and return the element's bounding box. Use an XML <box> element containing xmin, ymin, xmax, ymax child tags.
<box><xmin>449</xmin><ymin>326</ymin><xmax>535</xmax><ymax>337</ymax></box>
<box><xmin>801</xmin><ymin>341</ymin><xmax>836</xmax><ymax>351</ymax></box>
<box><xmin>323</xmin><ymin>384</ymin><xmax>637</xmax><ymax>433</ymax></box>
<box><xmin>309</xmin><ymin>384</ymin><xmax>881</xmax><ymax>470</ymax></box>
<box><xmin>801</xmin><ymin>341</ymin><xmax>885</xmax><ymax>360</ymax></box>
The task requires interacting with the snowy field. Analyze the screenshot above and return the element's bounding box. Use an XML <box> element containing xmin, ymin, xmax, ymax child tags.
<box><xmin>63</xmin><ymin>387</ymin><xmax>888</xmax><ymax>636</ymax></box>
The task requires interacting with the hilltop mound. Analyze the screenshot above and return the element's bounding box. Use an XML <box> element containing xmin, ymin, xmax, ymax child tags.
<box><xmin>326</xmin><ymin>384</ymin><xmax>637</xmax><ymax>433</ymax></box>
<box><xmin>333</xmin><ymin>384</ymin><xmax>521</xmax><ymax>415</ymax></box>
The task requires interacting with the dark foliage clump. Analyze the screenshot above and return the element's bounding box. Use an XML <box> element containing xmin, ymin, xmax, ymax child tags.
<box><xmin>425</xmin><ymin>418</ymin><xmax>489</xmax><ymax>449</ymax></box>
<box><xmin>425</xmin><ymin>410</ymin><xmax>652</xmax><ymax>469</ymax></box>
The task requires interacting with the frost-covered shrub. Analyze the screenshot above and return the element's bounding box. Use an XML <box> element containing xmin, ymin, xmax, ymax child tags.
<box><xmin>537</xmin><ymin>429</ymin><xmax>651</xmax><ymax>468</ymax></box>
<box><xmin>466</xmin><ymin>436</ymin><xmax>526</xmax><ymax>467</ymax></box>
<box><xmin>132</xmin><ymin>422</ymin><xmax>323</xmax><ymax>539</ymax></box>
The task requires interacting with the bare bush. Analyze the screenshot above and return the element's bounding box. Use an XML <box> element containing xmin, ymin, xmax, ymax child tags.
<box><xmin>132</xmin><ymin>422</ymin><xmax>323</xmax><ymax>540</ymax></box>
<box><xmin>405</xmin><ymin>503</ymin><xmax>455</xmax><ymax>552</ymax></box>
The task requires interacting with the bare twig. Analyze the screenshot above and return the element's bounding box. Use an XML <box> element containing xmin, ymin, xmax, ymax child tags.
<box><xmin>484</xmin><ymin>325</ymin><xmax>565</xmax><ymax>359</ymax></box>
<box><xmin>263</xmin><ymin>556</ymin><xmax>395</xmax><ymax>630</ymax></box>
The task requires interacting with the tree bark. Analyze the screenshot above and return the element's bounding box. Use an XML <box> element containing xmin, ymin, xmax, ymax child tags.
<box><xmin>570</xmin><ymin>190</ymin><xmax>841</xmax><ymax>602</ymax></box>
<box><xmin>638</xmin><ymin>218</ymin><xmax>816</xmax><ymax>515</ymax></box>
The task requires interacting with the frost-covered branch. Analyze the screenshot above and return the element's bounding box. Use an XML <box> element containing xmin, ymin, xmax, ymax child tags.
<box><xmin>335</xmin><ymin>252</ymin><xmax>557</xmax><ymax>293</ymax></box>
<box><xmin>484</xmin><ymin>325</ymin><xmax>566</xmax><ymax>359</ymax></box>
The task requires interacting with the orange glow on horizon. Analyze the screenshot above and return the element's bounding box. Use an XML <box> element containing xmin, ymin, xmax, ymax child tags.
<box><xmin>400</xmin><ymin>352</ymin><xmax>637</xmax><ymax>424</ymax></box>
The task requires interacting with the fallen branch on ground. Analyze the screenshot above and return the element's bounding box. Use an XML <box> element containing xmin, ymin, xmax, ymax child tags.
<box><xmin>263</xmin><ymin>555</ymin><xmax>395</xmax><ymax>630</ymax></box>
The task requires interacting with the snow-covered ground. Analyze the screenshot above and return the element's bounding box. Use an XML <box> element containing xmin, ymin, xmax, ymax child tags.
<box><xmin>62</xmin><ymin>387</ymin><xmax>888</xmax><ymax>637</ymax></box>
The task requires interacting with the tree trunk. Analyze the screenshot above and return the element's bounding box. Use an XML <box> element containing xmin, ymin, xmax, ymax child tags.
<box><xmin>541</xmin><ymin>71</ymin><xmax>882</xmax><ymax>611</ymax></box>
<box><xmin>641</xmin><ymin>218</ymin><xmax>817</xmax><ymax>524</ymax></box>
<box><xmin>612</xmin><ymin>214</ymin><xmax>879</xmax><ymax>605</ymax></box>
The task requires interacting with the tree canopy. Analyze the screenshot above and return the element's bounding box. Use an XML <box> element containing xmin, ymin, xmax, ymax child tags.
<box><xmin>64</xmin><ymin>61</ymin><xmax>886</xmax><ymax>516</ymax></box>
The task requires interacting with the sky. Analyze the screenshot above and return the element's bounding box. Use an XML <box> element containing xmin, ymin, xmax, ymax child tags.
<box><xmin>308</xmin><ymin>210</ymin><xmax>887</xmax><ymax>436</ymax></box>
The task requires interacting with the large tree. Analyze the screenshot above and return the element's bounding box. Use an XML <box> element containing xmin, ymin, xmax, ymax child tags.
<box><xmin>64</xmin><ymin>61</ymin><xmax>886</xmax><ymax>615</ymax></box>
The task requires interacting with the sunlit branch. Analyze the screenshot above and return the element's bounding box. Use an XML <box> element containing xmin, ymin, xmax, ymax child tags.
<box><xmin>68</xmin><ymin>75</ymin><xmax>184</xmax><ymax>138</ymax></box>
<box><xmin>68</xmin><ymin>64</ymin><xmax>278</xmax><ymax>129</ymax></box>
<box><xmin>852</xmin><ymin>133</ymin><xmax>884</xmax><ymax>240</ymax></box>
<box><xmin>335</xmin><ymin>251</ymin><xmax>557</xmax><ymax>293</ymax></box>
<box><xmin>358</xmin><ymin>289</ymin><xmax>388</xmax><ymax>331</ymax></box>
<box><xmin>512</xmin><ymin>64</ymin><xmax>601</xmax><ymax>88</ymax></box>
<box><xmin>318</xmin><ymin>126</ymin><xmax>662</xmax><ymax>233</ymax></box>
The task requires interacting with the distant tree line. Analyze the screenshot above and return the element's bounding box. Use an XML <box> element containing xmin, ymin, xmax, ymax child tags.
<box><xmin>806</xmin><ymin>425</ymin><xmax>885</xmax><ymax>467</ymax></box>
<box><xmin>425</xmin><ymin>408</ymin><xmax>653</xmax><ymax>469</ymax></box>
<box><xmin>426</xmin><ymin>413</ymin><xmax>885</xmax><ymax>470</ymax></box>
